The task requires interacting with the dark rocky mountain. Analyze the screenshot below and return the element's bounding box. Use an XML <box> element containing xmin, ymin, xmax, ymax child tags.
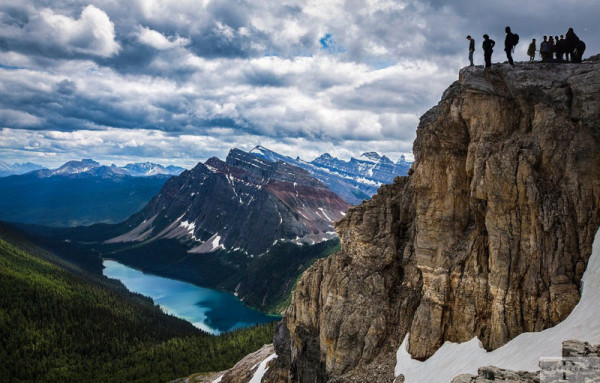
<box><xmin>255</xmin><ymin>58</ymin><xmax>600</xmax><ymax>382</ymax></box>
<box><xmin>0</xmin><ymin>161</ymin><xmax>45</xmax><ymax>177</ymax></box>
<box><xmin>107</xmin><ymin>148</ymin><xmax>349</xmax><ymax>256</ymax></box>
<box><xmin>249</xmin><ymin>146</ymin><xmax>412</xmax><ymax>205</ymax></box>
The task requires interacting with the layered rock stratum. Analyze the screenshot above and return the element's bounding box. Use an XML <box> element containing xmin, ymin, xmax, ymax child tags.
<box><xmin>264</xmin><ymin>57</ymin><xmax>600</xmax><ymax>382</ymax></box>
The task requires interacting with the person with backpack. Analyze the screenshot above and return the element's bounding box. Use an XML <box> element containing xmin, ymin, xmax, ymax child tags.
<box><xmin>573</xmin><ymin>40</ymin><xmax>586</xmax><ymax>63</ymax></box>
<box><xmin>527</xmin><ymin>39</ymin><xmax>536</xmax><ymax>62</ymax></box>
<box><xmin>504</xmin><ymin>26</ymin><xmax>518</xmax><ymax>66</ymax></box>
<box><xmin>482</xmin><ymin>34</ymin><xmax>495</xmax><ymax>68</ymax></box>
<box><xmin>467</xmin><ymin>35</ymin><xmax>475</xmax><ymax>66</ymax></box>
<box><xmin>565</xmin><ymin>28</ymin><xmax>579</xmax><ymax>62</ymax></box>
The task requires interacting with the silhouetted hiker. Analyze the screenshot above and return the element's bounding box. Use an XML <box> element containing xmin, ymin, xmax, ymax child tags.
<box><xmin>554</xmin><ymin>36</ymin><xmax>562</xmax><ymax>60</ymax></box>
<box><xmin>467</xmin><ymin>35</ymin><xmax>475</xmax><ymax>66</ymax></box>
<box><xmin>540</xmin><ymin>35</ymin><xmax>551</xmax><ymax>62</ymax></box>
<box><xmin>527</xmin><ymin>39</ymin><xmax>536</xmax><ymax>62</ymax></box>
<box><xmin>573</xmin><ymin>40</ymin><xmax>586</xmax><ymax>63</ymax></box>
<box><xmin>482</xmin><ymin>34</ymin><xmax>495</xmax><ymax>68</ymax></box>
<box><xmin>556</xmin><ymin>35</ymin><xmax>565</xmax><ymax>61</ymax></box>
<box><xmin>504</xmin><ymin>26</ymin><xmax>517</xmax><ymax>66</ymax></box>
<box><xmin>549</xmin><ymin>36</ymin><xmax>555</xmax><ymax>60</ymax></box>
<box><xmin>565</xmin><ymin>28</ymin><xmax>579</xmax><ymax>62</ymax></box>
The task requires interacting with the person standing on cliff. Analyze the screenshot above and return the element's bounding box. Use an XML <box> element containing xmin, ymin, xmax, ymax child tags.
<box><xmin>467</xmin><ymin>35</ymin><xmax>475</xmax><ymax>66</ymax></box>
<box><xmin>540</xmin><ymin>35</ymin><xmax>551</xmax><ymax>62</ymax></box>
<box><xmin>482</xmin><ymin>34</ymin><xmax>495</xmax><ymax>68</ymax></box>
<box><xmin>527</xmin><ymin>38</ymin><xmax>536</xmax><ymax>62</ymax></box>
<box><xmin>565</xmin><ymin>27</ymin><xmax>579</xmax><ymax>62</ymax></box>
<box><xmin>504</xmin><ymin>26</ymin><xmax>516</xmax><ymax>66</ymax></box>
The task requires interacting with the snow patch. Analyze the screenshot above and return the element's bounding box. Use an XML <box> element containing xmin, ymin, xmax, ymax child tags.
<box><xmin>318</xmin><ymin>207</ymin><xmax>333</xmax><ymax>222</ymax></box>
<box><xmin>249</xmin><ymin>353</ymin><xmax>277</xmax><ymax>383</ymax></box>
<box><xmin>211</xmin><ymin>374</ymin><xmax>223</xmax><ymax>383</ymax></box>
<box><xmin>395</xmin><ymin>226</ymin><xmax>600</xmax><ymax>383</ymax></box>
<box><xmin>211</xmin><ymin>235</ymin><xmax>223</xmax><ymax>250</ymax></box>
<box><xmin>104</xmin><ymin>214</ymin><xmax>157</xmax><ymax>243</ymax></box>
<box><xmin>180</xmin><ymin>220</ymin><xmax>197</xmax><ymax>239</ymax></box>
<box><xmin>189</xmin><ymin>233</ymin><xmax>225</xmax><ymax>254</ymax></box>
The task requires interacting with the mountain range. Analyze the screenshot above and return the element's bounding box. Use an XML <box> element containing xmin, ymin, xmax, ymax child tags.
<box><xmin>250</xmin><ymin>145</ymin><xmax>411</xmax><ymax>205</ymax></box>
<box><xmin>0</xmin><ymin>161</ymin><xmax>45</xmax><ymax>177</ymax></box>
<box><xmin>107</xmin><ymin>148</ymin><xmax>349</xmax><ymax>255</ymax></box>
<box><xmin>22</xmin><ymin>158</ymin><xmax>186</xmax><ymax>178</ymax></box>
<box><xmin>18</xmin><ymin>148</ymin><xmax>347</xmax><ymax>312</ymax></box>
<box><xmin>0</xmin><ymin>159</ymin><xmax>176</xmax><ymax>227</ymax></box>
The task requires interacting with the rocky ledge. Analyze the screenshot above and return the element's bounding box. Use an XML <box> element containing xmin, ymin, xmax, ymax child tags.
<box><xmin>264</xmin><ymin>56</ymin><xmax>600</xmax><ymax>383</ymax></box>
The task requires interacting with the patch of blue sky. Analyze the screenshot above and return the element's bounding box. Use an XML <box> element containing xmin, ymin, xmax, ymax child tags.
<box><xmin>319</xmin><ymin>33</ymin><xmax>345</xmax><ymax>54</ymax></box>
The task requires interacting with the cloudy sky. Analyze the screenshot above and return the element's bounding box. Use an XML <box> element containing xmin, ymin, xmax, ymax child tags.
<box><xmin>1</xmin><ymin>0</ymin><xmax>598</xmax><ymax>168</ymax></box>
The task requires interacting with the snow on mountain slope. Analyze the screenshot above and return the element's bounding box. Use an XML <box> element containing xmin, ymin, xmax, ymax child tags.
<box><xmin>0</xmin><ymin>161</ymin><xmax>45</xmax><ymax>177</ymax></box>
<box><xmin>250</xmin><ymin>145</ymin><xmax>412</xmax><ymax>205</ymax></box>
<box><xmin>395</xmin><ymin>226</ymin><xmax>600</xmax><ymax>383</ymax></box>
<box><xmin>121</xmin><ymin>162</ymin><xmax>185</xmax><ymax>176</ymax></box>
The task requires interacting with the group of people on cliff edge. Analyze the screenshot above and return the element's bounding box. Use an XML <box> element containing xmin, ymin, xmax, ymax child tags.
<box><xmin>527</xmin><ymin>28</ymin><xmax>586</xmax><ymax>63</ymax></box>
<box><xmin>467</xmin><ymin>26</ymin><xmax>586</xmax><ymax>68</ymax></box>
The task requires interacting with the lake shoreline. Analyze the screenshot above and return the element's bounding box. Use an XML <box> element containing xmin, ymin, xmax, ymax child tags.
<box><xmin>102</xmin><ymin>259</ymin><xmax>280</xmax><ymax>335</ymax></box>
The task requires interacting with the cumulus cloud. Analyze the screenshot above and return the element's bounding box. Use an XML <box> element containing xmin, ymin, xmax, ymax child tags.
<box><xmin>0</xmin><ymin>4</ymin><xmax>119</xmax><ymax>59</ymax></box>
<box><xmin>136</xmin><ymin>25</ymin><xmax>190</xmax><ymax>50</ymax></box>
<box><xmin>0</xmin><ymin>0</ymin><xmax>599</xmax><ymax>167</ymax></box>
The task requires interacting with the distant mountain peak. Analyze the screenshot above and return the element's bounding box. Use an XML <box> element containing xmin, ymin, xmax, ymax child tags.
<box><xmin>358</xmin><ymin>152</ymin><xmax>382</xmax><ymax>163</ymax></box>
<box><xmin>315</xmin><ymin>153</ymin><xmax>333</xmax><ymax>160</ymax></box>
<box><xmin>54</xmin><ymin>159</ymin><xmax>101</xmax><ymax>175</ymax></box>
<box><xmin>0</xmin><ymin>161</ymin><xmax>45</xmax><ymax>177</ymax></box>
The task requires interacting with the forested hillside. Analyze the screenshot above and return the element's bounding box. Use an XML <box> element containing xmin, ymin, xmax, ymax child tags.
<box><xmin>0</xmin><ymin>229</ymin><xmax>275</xmax><ymax>382</ymax></box>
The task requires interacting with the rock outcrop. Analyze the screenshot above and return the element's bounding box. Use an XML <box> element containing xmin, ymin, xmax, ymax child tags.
<box><xmin>451</xmin><ymin>340</ymin><xmax>600</xmax><ymax>383</ymax></box>
<box><xmin>267</xmin><ymin>57</ymin><xmax>600</xmax><ymax>382</ymax></box>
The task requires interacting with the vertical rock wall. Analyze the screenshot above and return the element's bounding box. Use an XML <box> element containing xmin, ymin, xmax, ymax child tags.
<box><xmin>268</xmin><ymin>58</ymin><xmax>600</xmax><ymax>382</ymax></box>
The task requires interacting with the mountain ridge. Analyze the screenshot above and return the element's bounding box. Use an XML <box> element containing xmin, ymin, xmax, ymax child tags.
<box><xmin>250</xmin><ymin>145</ymin><xmax>411</xmax><ymax>205</ymax></box>
<box><xmin>107</xmin><ymin>148</ymin><xmax>349</xmax><ymax>256</ymax></box>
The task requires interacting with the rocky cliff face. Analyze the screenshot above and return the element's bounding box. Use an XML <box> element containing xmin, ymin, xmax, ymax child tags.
<box><xmin>267</xmin><ymin>57</ymin><xmax>600</xmax><ymax>382</ymax></box>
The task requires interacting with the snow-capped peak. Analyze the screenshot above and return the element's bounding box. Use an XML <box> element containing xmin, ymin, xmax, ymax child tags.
<box><xmin>54</xmin><ymin>159</ymin><xmax>100</xmax><ymax>174</ymax></box>
<box><xmin>358</xmin><ymin>152</ymin><xmax>382</xmax><ymax>163</ymax></box>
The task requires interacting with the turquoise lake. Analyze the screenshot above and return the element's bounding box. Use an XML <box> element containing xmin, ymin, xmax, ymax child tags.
<box><xmin>102</xmin><ymin>260</ymin><xmax>279</xmax><ymax>335</ymax></box>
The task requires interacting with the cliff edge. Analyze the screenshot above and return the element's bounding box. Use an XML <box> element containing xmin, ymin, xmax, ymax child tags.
<box><xmin>267</xmin><ymin>57</ymin><xmax>600</xmax><ymax>382</ymax></box>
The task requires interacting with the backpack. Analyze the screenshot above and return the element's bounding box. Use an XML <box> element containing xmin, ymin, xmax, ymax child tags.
<box><xmin>540</xmin><ymin>41</ymin><xmax>550</xmax><ymax>53</ymax></box>
<box><xmin>512</xmin><ymin>33</ymin><xmax>519</xmax><ymax>46</ymax></box>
